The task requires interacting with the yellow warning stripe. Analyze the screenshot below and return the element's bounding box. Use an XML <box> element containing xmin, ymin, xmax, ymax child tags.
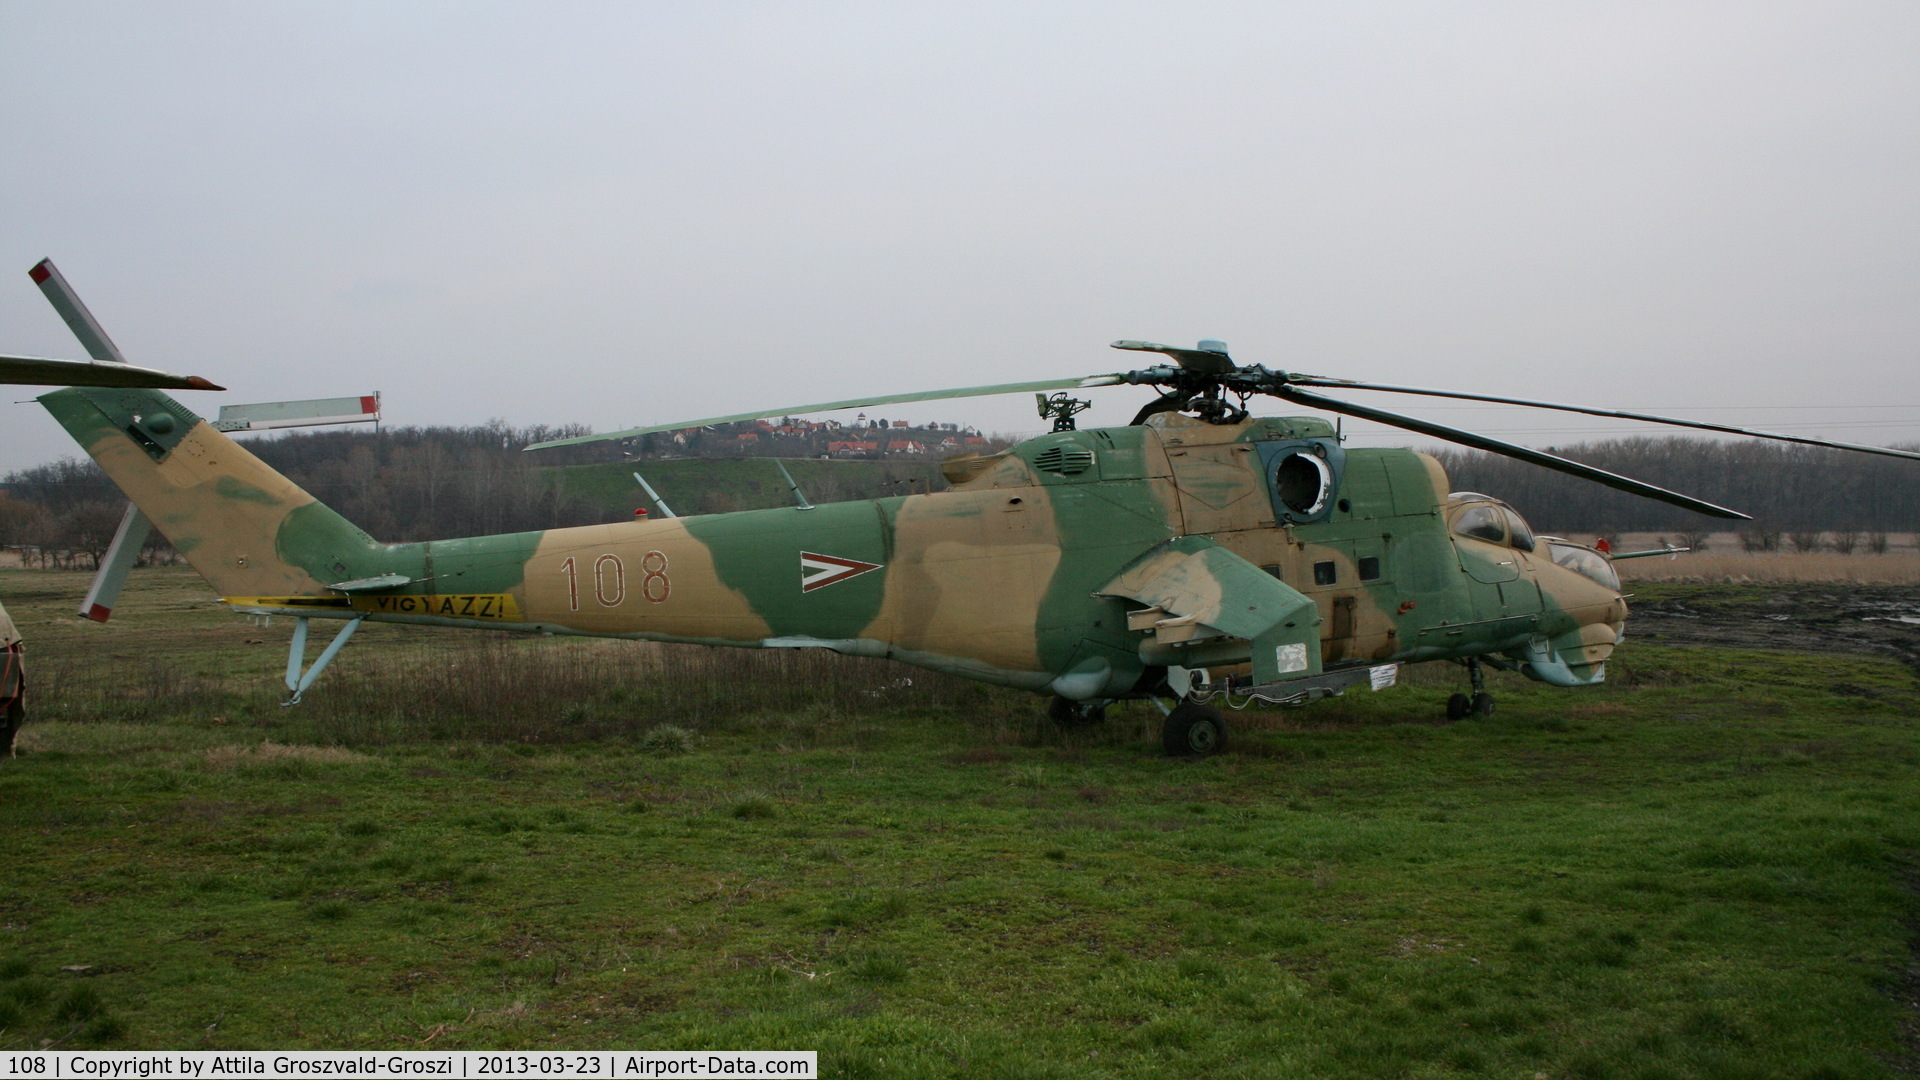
<box><xmin>225</xmin><ymin>593</ymin><xmax>523</xmax><ymax>622</ymax></box>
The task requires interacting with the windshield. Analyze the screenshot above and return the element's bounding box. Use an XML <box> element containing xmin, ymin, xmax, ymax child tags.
<box><xmin>1501</xmin><ymin>507</ymin><xmax>1537</xmax><ymax>552</ymax></box>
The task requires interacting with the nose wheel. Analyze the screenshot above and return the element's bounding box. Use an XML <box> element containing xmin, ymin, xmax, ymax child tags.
<box><xmin>1446</xmin><ymin>658</ymin><xmax>1496</xmax><ymax>720</ymax></box>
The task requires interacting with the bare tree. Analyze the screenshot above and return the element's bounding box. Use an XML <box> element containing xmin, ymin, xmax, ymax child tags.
<box><xmin>59</xmin><ymin>500</ymin><xmax>128</xmax><ymax>570</ymax></box>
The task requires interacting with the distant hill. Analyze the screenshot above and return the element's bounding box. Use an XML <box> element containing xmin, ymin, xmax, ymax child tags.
<box><xmin>552</xmin><ymin>456</ymin><xmax>951</xmax><ymax>517</ymax></box>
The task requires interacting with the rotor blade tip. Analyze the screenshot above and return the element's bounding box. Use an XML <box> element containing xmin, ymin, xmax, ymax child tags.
<box><xmin>28</xmin><ymin>261</ymin><xmax>51</xmax><ymax>284</ymax></box>
<box><xmin>184</xmin><ymin>376</ymin><xmax>225</xmax><ymax>391</ymax></box>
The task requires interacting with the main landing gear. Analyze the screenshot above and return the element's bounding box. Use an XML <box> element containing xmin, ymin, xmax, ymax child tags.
<box><xmin>1048</xmin><ymin>694</ymin><xmax>1228</xmax><ymax>758</ymax></box>
<box><xmin>1162</xmin><ymin>699</ymin><xmax>1228</xmax><ymax>758</ymax></box>
<box><xmin>1445</xmin><ymin>657</ymin><xmax>1496</xmax><ymax>720</ymax></box>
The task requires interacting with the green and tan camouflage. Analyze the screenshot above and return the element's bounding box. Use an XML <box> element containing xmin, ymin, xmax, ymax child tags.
<box><xmin>38</xmin><ymin>384</ymin><xmax>1629</xmax><ymax>748</ymax></box>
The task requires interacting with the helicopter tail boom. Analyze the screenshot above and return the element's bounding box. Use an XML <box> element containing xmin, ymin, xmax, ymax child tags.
<box><xmin>37</xmin><ymin>387</ymin><xmax>391</xmax><ymax>600</ymax></box>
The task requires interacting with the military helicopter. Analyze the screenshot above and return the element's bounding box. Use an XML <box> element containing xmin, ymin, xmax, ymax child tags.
<box><xmin>28</xmin><ymin>332</ymin><xmax>1920</xmax><ymax>755</ymax></box>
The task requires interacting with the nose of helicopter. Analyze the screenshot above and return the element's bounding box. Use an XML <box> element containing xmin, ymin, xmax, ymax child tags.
<box><xmin>1508</xmin><ymin>586</ymin><xmax>1628</xmax><ymax>687</ymax></box>
<box><xmin>1513</xmin><ymin>615</ymin><xmax>1623</xmax><ymax>686</ymax></box>
<box><xmin>1511</xmin><ymin>536</ymin><xmax>1631</xmax><ymax>687</ymax></box>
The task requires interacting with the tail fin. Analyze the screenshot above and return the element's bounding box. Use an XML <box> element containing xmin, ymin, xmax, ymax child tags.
<box><xmin>38</xmin><ymin>387</ymin><xmax>399</xmax><ymax>598</ymax></box>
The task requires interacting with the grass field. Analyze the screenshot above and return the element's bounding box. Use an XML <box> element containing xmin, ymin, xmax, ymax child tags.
<box><xmin>1</xmin><ymin>567</ymin><xmax>1917</xmax><ymax>1077</ymax></box>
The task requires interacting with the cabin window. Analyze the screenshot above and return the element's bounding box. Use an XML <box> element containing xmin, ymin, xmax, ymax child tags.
<box><xmin>1358</xmin><ymin>556</ymin><xmax>1381</xmax><ymax>581</ymax></box>
<box><xmin>1261</xmin><ymin>564</ymin><xmax>1283</xmax><ymax>580</ymax></box>
<box><xmin>1453</xmin><ymin>505</ymin><xmax>1506</xmax><ymax>544</ymax></box>
<box><xmin>1313</xmin><ymin>561</ymin><xmax>1337</xmax><ymax>586</ymax></box>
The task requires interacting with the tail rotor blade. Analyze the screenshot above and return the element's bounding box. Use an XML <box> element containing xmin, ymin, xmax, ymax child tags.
<box><xmin>78</xmin><ymin>506</ymin><xmax>153</xmax><ymax>622</ymax></box>
<box><xmin>1272</xmin><ymin>386</ymin><xmax>1751</xmax><ymax>519</ymax></box>
<box><xmin>29</xmin><ymin>259</ymin><xmax>128</xmax><ymax>364</ymax></box>
<box><xmin>15</xmin><ymin>261</ymin><xmax>223</xmax><ymax>389</ymax></box>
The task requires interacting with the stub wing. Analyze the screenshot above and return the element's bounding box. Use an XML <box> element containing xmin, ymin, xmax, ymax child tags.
<box><xmin>1098</xmin><ymin>538</ymin><xmax>1323</xmax><ymax>684</ymax></box>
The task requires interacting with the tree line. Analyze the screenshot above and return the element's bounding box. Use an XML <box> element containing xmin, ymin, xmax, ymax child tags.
<box><xmin>0</xmin><ymin>421</ymin><xmax>615</xmax><ymax>568</ymax></box>
<box><xmin>6</xmin><ymin>425</ymin><xmax>1916</xmax><ymax>570</ymax></box>
<box><xmin>1431</xmin><ymin>436</ymin><xmax>1920</xmax><ymax>534</ymax></box>
<box><xmin>0</xmin><ymin>419</ymin><xmax>1005</xmax><ymax>568</ymax></box>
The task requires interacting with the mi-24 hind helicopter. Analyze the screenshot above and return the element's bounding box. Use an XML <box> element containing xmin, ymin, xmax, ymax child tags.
<box><xmin>34</xmin><ymin>337</ymin><xmax>1920</xmax><ymax>757</ymax></box>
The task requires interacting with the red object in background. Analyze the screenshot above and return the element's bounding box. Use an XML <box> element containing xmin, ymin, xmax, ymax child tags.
<box><xmin>635</xmin><ymin>508</ymin><xmax>648</xmax><ymax>517</ymax></box>
<box><xmin>1595</xmin><ymin>537</ymin><xmax>1611</xmax><ymax>553</ymax></box>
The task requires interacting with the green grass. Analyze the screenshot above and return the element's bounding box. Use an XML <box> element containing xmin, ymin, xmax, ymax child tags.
<box><xmin>0</xmin><ymin>568</ymin><xmax>1916</xmax><ymax>1076</ymax></box>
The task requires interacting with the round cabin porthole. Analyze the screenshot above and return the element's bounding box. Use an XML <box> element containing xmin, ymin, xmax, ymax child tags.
<box><xmin>1273</xmin><ymin>452</ymin><xmax>1333</xmax><ymax>518</ymax></box>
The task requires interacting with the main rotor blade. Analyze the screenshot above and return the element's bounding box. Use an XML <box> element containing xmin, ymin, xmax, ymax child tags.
<box><xmin>524</xmin><ymin>374</ymin><xmax>1129</xmax><ymax>451</ymax></box>
<box><xmin>1285</xmin><ymin>376</ymin><xmax>1920</xmax><ymax>462</ymax></box>
<box><xmin>0</xmin><ymin>353</ymin><xmax>223</xmax><ymax>391</ymax></box>
<box><xmin>1110</xmin><ymin>340</ymin><xmax>1237</xmax><ymax>375</ymax></box>
<box><xmin>1272</xmin><ymin>385</ymin><xmax>1751</xmax><ymax>519</ymax></box>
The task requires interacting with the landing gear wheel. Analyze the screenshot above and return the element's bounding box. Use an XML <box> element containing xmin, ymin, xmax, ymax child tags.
<box><xmin>1049</xmin><ymin>696</ymin><xmax>1107</xmax><ymax>729</ymax></box>
<box><xmin>1162</xmin><ymin>701</ymin><xmax>1228</xmax><ymax>758</ymax></box>
<box><xmin>1446</xmin><ymin>693</ymin><xmax>1471</xmax><ymax>721</ymax></box>
<box><xmin>1471</xmin><ymin>691</ymin><xmax>1495</xmax><ymax>717</ymax></box>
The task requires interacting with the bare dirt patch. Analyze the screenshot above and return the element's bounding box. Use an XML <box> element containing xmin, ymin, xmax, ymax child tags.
<box><xmin>1629</xmin><ymin>584</ymin><xmax>1920</xmax><ymax>672</ymax></box>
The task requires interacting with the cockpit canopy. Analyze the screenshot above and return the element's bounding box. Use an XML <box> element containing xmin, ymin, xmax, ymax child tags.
<box><xmin>1544</xmin><ymin>540</ymin><xmax>1621</xmax><ymax>591</ymax></box>
<box><xmin>1447</xmin><ymin>494</ymin><xmax>1536</xmax><ymax>552</ymax></box>
<box><xmin>1449</xmin><ymin>494</ymin><xmax>1619</xmax><ymax>590</ymax></box>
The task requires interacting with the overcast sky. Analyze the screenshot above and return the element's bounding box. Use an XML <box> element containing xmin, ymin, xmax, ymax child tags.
<box><xmin>4</xmin><ymin>2</ymin><xmax>1917</xmax><ymax>475</ymax></box>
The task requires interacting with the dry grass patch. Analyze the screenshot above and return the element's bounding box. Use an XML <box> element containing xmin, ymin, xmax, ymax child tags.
<box><xmin>203</xmin><ymin>741</ymin><xmax>371</xmax><ymax>770</ymax></box>
<box><xmin>1617</xmin><ymin>551</ymin><xmax>1920</xmax><ymax>584</ymax></box>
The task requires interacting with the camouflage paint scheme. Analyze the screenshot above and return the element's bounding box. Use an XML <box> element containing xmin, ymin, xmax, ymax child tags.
<box><xmin>38</xmin><ymin>386</ymin><xmax>1627</xmax><ymax>704</ymax></box>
